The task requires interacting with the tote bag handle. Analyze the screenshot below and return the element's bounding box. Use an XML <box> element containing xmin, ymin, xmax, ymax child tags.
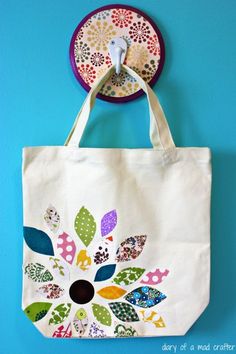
<box><xmin>65</xmin><ymin>64</ymin><xmax>175</xmax><ymax>150</ymax></box>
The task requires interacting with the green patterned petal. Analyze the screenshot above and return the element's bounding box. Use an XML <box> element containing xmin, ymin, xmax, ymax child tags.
<box><xmin>49</xmin><ymin>303</ymin><xmax>72</xmax><ymax>325</ymax></box>
<box><xmin>92</xmin><ymin>303</ymin><xmax>112</xmax><ymax>326</ymax></box>
<box><xmin>74</xmin><ymin>207</ymin><xmax>96</xmax><ymax>247</ymax></box>
<box><xmin>113</xmin><ymin>267</ymin><xmax>145</xmax><ymax>285</ymax></box>
<box><xmin>24</xmin><ymin>302</ymin><xmax>52</xmax><ymax>322</ymax></box>
<box><xmin>114</xmin><ymin>323</ymin><xmax>138</xmax><ymax>337</ymax></box>
<box><xmin>24</xmin><ymin>263</ymin><xmax>53</xmax><ymax>282</ymax></box>
<box><xmin>109</xmin><ymin>302</ymin><xmax>139</xmax><ymax>322</ymax></box>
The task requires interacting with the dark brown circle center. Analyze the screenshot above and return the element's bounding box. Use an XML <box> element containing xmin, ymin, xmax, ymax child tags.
<box><xmin>69</xmin><ymin>279</ymin><xmax>95</xmax><ymax>304</ymax></box>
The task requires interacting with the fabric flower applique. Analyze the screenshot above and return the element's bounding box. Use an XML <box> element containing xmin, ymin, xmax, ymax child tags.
<box><xmin>23</xmin><ymin>205</ymin><xmax>169</xmax><ymax>338</ymax></box>
<box><xmin>44</xmin><ymin>205</ymin><xmax>60</xmax><ymax>232</ymax></box>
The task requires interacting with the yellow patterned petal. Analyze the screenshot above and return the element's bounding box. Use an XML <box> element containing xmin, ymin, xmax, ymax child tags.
<box><xmin>97</xmin><ymin>286</ymin><xmax>126</xmax><ymax>299</ymax></box>
<box><xmin>153</xmin><ymin>316</ymin><xmax>166</xmax><ymax>328</ymax></box>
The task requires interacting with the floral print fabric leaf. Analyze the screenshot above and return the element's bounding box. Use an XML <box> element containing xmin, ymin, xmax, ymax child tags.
<box><xmin>125</xmin><ymin>286</ymin><xmax>166</xmax><ymax>308</ymax></box>
<box><xmin>94</xmin><ymin>245</ymin><xmax>109</xmax><ymax>264</ymax></box>
<box><xmin>24</xmin><ymin>263</ymin><xmax>53</xmax><ymax>282</ymax></box>
<box><xmin>115</xmin><ymin>235</ymin><xmax>147</xmax><ymax>262</ymax></box>
<box><xmin>97</xmin><ymin>285</ymin><xmax>126</xmax><ymax>299</ymax></box>
<box><xmin>24</xmin><ymin>302</ymin><xmax>52</xmax><ymax>322</ymax></box>
<box><xmin>44</xmin><ymin>205</ymin><xmax>60</xmax><ymax>232</ymax></box>
<box><xmin>101</xmin><ymin>209</ymin><xmax>117</xmax><ymax>236</ymax></box>
<box><xmin>49</xmin><ymin>303</ymin><xmax>72</xmax><ymax>325</ymax></box>
<box><xmin>73</xmin><ymin>308</ymin><xmax>88</xmax><ymax>337</ymax></box>
<box><xmin>113</xmin><ymin>267</ymin><xmax>145</xmax><ymax>285</ymax></box>
<box><xmin>92</xmin><ymin>303</ymin><xmax>112</xmax><ymax>326</ymax></box>
<box><xmin>23</xmin><ymin>227</ymin><xmax>54</xmax><ymax>256</ymax></box>
<box><xmin>109</xmin><ymin>302</ymin><xmax>139</xmax><ymax>322</ymax></box>
<box><xmin>114</xmin><ymin>324</ymin><xmax>138</xmax><ymax>337</ymax></box>
<box><xmin>74</xmin><ymin>207</ymin><xmax>96</xmax><ymax>247</ymax></box>
<box><xmin>89</xmin><ymin>322</ymin><xmax>106</xmax><ymax>338</ymax></box>
<box><xmin>36</xmin><ymin>284</ymin><xmax>64</xmax><ymax>299</ymax></box>
<box><xmin>52</xmin><ymin>323</ymin><xmax>72</xmax><ymax>338</ymax></box>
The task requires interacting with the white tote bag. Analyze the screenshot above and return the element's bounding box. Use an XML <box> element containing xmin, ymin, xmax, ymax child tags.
<box><xmin>22</xmin><ymin>65</ymin><xmax>211</xmax><ymax>338</ymax></box>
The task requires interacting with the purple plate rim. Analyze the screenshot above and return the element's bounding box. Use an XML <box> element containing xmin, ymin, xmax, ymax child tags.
<box><xmin>69</xmin><ymin>3</ymin><xmax>165</xmax><ymax>103</ymax></box>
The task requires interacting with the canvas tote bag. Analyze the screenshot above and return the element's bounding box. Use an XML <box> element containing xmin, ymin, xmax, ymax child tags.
<box><xmin>22</xmin><ymin>64</ymin><xmax>211</xmax><ymax>338</ymax></box>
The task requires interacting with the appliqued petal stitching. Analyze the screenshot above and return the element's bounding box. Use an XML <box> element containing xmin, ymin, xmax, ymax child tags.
<box><xmin>23</xmin><ymin>206</ymin><xmax>169</xmax><ymax>337</ymax></box>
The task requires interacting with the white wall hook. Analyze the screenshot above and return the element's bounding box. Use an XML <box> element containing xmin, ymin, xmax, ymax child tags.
<box><xmin>108</xmin><ymin>37</ymin><xmax>127</xmax><ymax>75</ymax></box>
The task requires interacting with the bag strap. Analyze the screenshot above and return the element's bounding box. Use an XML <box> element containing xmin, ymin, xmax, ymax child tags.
<box><xmin>65</xmin><ymin>64</ymin><xmax>175</xmax><ymax>150</ymax></box>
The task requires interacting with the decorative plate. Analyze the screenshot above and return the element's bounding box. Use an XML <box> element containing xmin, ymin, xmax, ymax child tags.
<box><xmin>69</xmin><ymin>4</ymin><xmax>165</xmax><ymax>103</ymax></box>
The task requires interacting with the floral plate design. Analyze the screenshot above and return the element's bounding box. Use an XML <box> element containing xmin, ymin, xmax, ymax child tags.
<box><xmin>70</xmin><ymin>4</ymin><xmax>165</xmax><ymax>102</ymax></box>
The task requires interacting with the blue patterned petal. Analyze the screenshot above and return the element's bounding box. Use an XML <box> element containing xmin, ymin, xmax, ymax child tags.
<box><xmin>125</xmin><ymin>286</ymin><xmax>166</xmax><ymax>308</ymax></box>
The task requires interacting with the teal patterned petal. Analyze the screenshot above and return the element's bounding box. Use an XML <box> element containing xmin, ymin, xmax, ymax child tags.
<box><xmin>24</xmin><ymin>227</ymin><xmax>54</xmax><ymax>256</ymax></box>
<box><xmin>109</xmin><ymin>302</ymin><xmax>139</xmax><ymax>322</ymax></box>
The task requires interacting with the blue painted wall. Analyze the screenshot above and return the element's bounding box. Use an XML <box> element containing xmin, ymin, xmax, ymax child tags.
<box><xmin>1</xmin><ymin>0</ymin><xmax>236</xmax><ymax>353</ymax></box>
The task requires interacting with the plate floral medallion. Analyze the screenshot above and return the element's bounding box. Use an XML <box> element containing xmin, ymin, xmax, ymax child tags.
<box><xmin>70</xmin><ymin>4</ymin><xmax>165</xmax><ymax>102</ymax></box>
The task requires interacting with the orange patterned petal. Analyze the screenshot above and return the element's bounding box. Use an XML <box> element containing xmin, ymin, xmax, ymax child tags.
<box><xmin>97</xmin><ymin>286</ymin><xmax>126</xmax><ymax>299</ymax></box>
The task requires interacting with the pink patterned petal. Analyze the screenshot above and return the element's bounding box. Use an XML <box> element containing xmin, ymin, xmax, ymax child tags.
<box><xmin>57</xmin><ymin>232</ymin><xmax>76</xmax><ymax>264</ymax></box>
<box><xmin>141</xmin><ymin>268</ymin><xmax>169</xmax><ymax>285</ymax></box>
<box><xmin>52</xmin><ymin>323</ymin><xmax>72</xmax><ymax>338</ymax></box>
<box><xmin>101</xmin><ymin>210</ymin><xmax>117</xmax><ymax>236</ymax></box>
